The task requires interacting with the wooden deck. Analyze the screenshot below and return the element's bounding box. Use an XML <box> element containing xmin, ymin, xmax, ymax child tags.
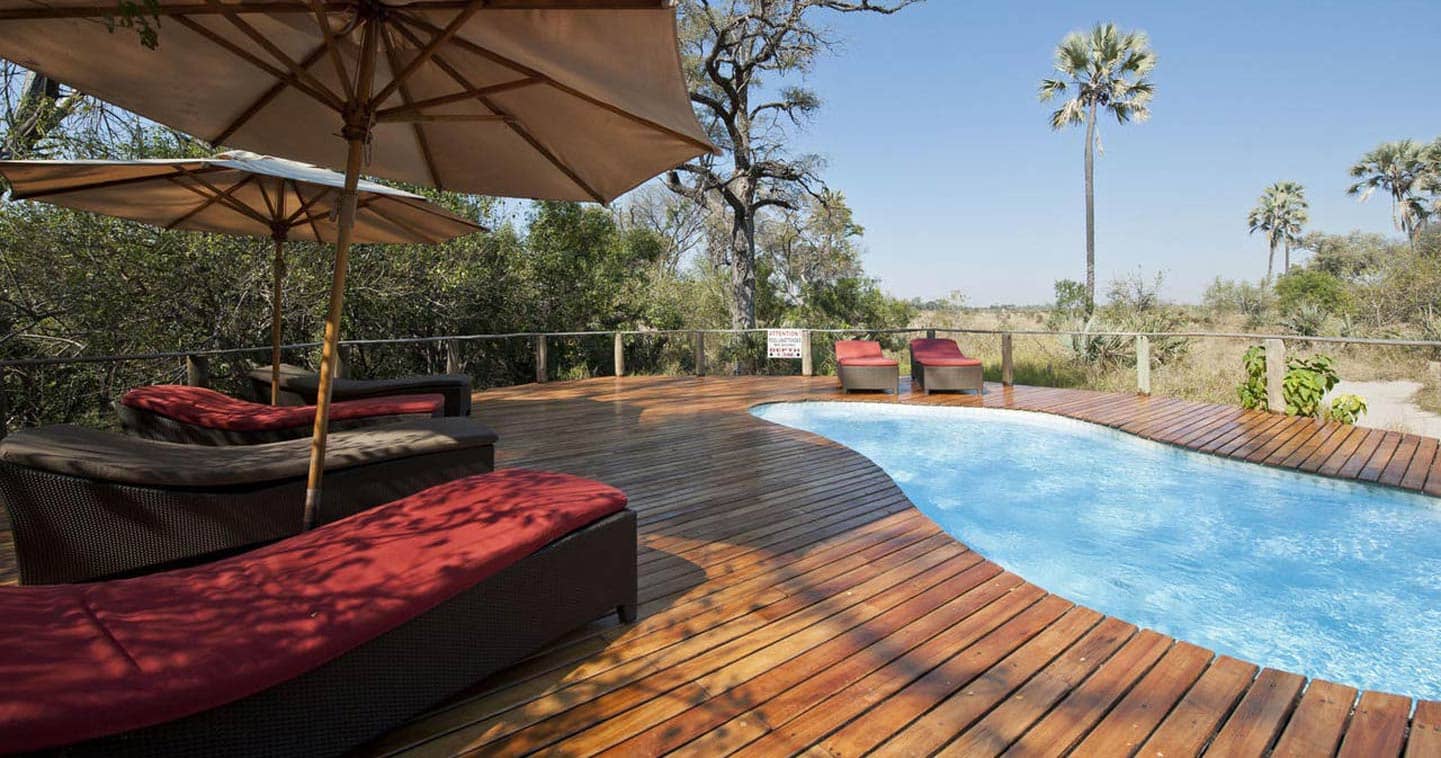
<box><xmin>6</xmin><ymin>376</ymin><xmax>1441</xmax><ymax>755</ymax></box>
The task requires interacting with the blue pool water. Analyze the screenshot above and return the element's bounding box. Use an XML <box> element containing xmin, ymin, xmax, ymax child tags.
<box><xmin>751</xmin><ymin>401</ymin><xmax>1441</xmax><ymax>699</ymax></box>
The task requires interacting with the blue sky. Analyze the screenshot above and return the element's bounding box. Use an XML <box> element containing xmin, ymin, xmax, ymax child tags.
<box><xmin>782</xmin><ymin>0</ymin><xmax>1441</xmax><ymax>305</ymax></box>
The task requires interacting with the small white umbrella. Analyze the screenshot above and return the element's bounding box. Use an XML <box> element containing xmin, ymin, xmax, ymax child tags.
<box><xmin>0</xmin><ymin>150</ymin><xmax>485</xmax><ymax>403</ymax></box>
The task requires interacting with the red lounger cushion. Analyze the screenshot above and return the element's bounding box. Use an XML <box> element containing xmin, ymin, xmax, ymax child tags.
<box><xmin>910</xmin><ymin>338</ymin><xmax>982</xmax><ymax>366</ymax></box>
<box><xmin>121</xmin><ymin>385</ymin><xmax>443</xmax><ymax>431</ymax></box>
<box><xmin>0</xmin><ymin>469</ymin><xmax>627</xmax><ymax>753</ymax></box>
<box><xmin>834</xmin><ymin>340</ymin><xmax>897</xmax><ymax>367</ymax></box>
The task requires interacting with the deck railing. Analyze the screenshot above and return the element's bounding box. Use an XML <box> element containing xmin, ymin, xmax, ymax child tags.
<box><xmin>4</xmin><ymin>326</ymin><xmax>1441</xmax><ymax>436</ymax></box>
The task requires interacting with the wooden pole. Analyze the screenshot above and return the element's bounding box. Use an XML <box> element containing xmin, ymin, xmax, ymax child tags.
<box><xmin>535</xmin><ymin>334</ymin><xmax>548</xmax><ymax>383</ymax></box>
<box><xmin>801</xmin><ymin>330</ymin><xmax>813</xmax><ymax>377</ymax></box>
<box><xmin>693</xmin><ymin>331</ymin><xmax>706</xmax><ymax>376</ymax></box>
<box><xmin>302</xmin><ymin>18</ymin><xmax>377</xmax><ymax>532</ymax></box>
<box><xmin>613</xmin><ymin>332</ymin><xmax>625</xmax><ymax>377</ymax></box>
<box><xmin>445</xmin><ymin>338</ymin><xmax>460</xmax><ymax>375</ymax></box>
<box><xmin>1001</xmin><ymin>333</ymin><xmax>1014</xmax><ymax>386</ymax></box>
<box><xmin>185</xmin><ymin>354</ymin><xmax>210</xmax><ymax>387</ymax></box>
<box><xmin>1265</xmin><ymin>338</ymin><xmax>1286</xmax><ymax>412</ymax></box>
<box><xmin>269</xmin><ymin>235</ymin><xmax>285</xmax><ymax>405</ymax></box>
<box><xmin>1136</xmin><ymin>335</ymin><xmax>1151</xmax><ymax>395</ymax></box>
<box><xmin>0</xmin><ymin>371</ymin><xmax>9</xmax><ymax>440</ymax></box>
<box><xmin>926</xmin><ymin>328</ymin><xmax>936</xmax><ymax>339</ymax></box>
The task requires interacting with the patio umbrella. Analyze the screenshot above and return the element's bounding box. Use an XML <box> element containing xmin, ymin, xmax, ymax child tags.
<box><xmin>0</xmin><ymin>1</ymin><xmax>714</xmax><ymax>528</ymax></box>
<box><xmin>0</xmin><ymin>151</ymin><xmax>485</xmax><ymax>405</ymax></box>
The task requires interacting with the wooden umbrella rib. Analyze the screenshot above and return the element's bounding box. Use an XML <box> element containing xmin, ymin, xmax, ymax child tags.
<box><xmin>304</xmin><ymin>0</ymin><xmax>353</xmax><ymax>102</ymax></box>
<box><xmin>396</xmin><ymin>11</ymin><xmax>714</xmax><ymax>154</ymax></box>
<box><xmin>283</xmin><ymin>184</ymin><xmax>333</xmax><ymax>226</ymax></box>
<box><xmin>210</xmin><ymin>40</ymin><xmax>334</xmax><ymax>145</ymax></box>
<box><xmin>255</xmin><ymin>176</ymin><xmax>279</xmax><ymax>219</ymax></box>
<box><xmin>173</xmin><ymin>15</ymin><xmax>343</xmax><ymax>119</ymax></box>
<box><xmin>200</xmin><ymin>0</ymin><xmax>347</xmax><ymax>113</ymax></box>
<box><xmin>392</xmin><ymin>195</ymin><xmax>486</xmax><ymax>232</ymax></box>
<box><xmin>163</xmin><ymin>172</ymin><xmax>267</xmax><ymax>228</ymax></box>
<box><xmin>389</xmin><ymin>19</ymin><xmax>607</xmax><ymax>203</ymax></box>
<box><xmin>0</xmin><ymin>1</ymin><xmax>667</xmax><ymax>21</ymax></box>
<box><xmin>9</xmin><ymin>163</ymin><xmax>218</xmax><ymax>200</ymax></box>
<box><xmin>372</xmin><ymin>78</ymin><xmax>540</xmax><ymax>121</ymax></box>
<box><xmin>381</xmin><ymin>28</ymin><xmax>444</xmax><ymax>191</ymax></box>
<box><xmin>368</xmin><ymin>0</ymin><xmax>484</xmax><ymax>108</ymax></box>
<box><xmin>366</xmin><ymin>197</ymin><xmax>447</xmax><ymax>244</ymax></box>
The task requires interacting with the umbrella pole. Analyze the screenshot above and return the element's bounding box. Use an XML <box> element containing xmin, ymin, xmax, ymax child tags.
<box><xmin>302</xmin><ymin>20</ymin><xmax>378</xmax><ymax>531</ymax></box>
<box><xmin>270</xmin><ymin>234</ymin><xmax>285</xmax><ymax>405</ymax></box>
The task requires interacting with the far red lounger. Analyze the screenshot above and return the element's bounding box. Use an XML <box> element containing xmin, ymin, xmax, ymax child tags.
<box><xmin>0</xmin><ymin>468</ymin><xmax>637</xmax><ymax>757</ymax></box>
<box><xmin>835</xmin><ymin>340</ymin><xmax>899</xmax><ymax>394</ymax></box>
<box><xmin>118</xmin><ymin>384</ymin><xmax>444</xmax><ymax>445</ymax></box>
<box><xmin>909</xmin><ymin>337</ymin><xmax>984</xmax><ymax>394</ymax></box>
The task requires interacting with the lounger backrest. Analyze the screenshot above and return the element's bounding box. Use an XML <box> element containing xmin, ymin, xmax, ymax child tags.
<box><xmin>121</xmin><ymin>385</ymin><xmax>442</xmax><ymax>431</ymax></box>
<box><xmin>834</xmin><ymin>340</ymin><xmax>884</xmax><ymax>362</ymax></box>
<box><xmin>909</xmin><ymin>338</ymin><xmax>966</xmax><ymax>357</ymax></box>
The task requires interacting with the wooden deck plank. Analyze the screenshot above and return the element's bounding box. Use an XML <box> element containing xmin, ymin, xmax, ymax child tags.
<box><xmin>1203</xmin><ymin>668</ymin><xmax>1305</xmax><ymax>756</ymax></box>
<box><xmin>1137</xmin><ymin>655</ymin><xmax>1259</xmax><ymax>757</ymax></box>
<box><xmin>1070</xmin><ymin>641</ymin><xmax>1214</xmax><ymax>756</ymax></box>
<box><xmin>1272</xmin><ymin>679</ymin><xmax>1359</xmax><ymax>757</ymax></box>
<box><xmin>1336</xmin><ymin>690</ymin><xmax>1411</xmax><ymax>758</ymax></box>
<box><xmin>1</xmin><ymin>375</ymin><xmax>1434</xmax><ymax>756</ymax></box>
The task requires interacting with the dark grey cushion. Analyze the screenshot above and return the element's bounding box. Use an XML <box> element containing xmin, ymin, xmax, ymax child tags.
<box><xmin>0</xmin><ymin>417</ymin><xmax>498</xmax><ymax>488</ymax></box>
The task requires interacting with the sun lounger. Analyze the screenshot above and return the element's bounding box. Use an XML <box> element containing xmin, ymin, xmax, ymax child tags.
<box><xmin>835</xmin><ymin>340</ymin><xmax>900</xmax><ymax>394</ymax></box>
<box><xmin>909</xmin><ymin>337</ymin><xmax>984</xmax><ymax>394</ymax></box>
<box><xmin>0</xmin><ymin>468</ymin><xmax>636</xmax><ymax>757</ymax></box>
<box><xmin>248</xmin><ymin>363</ymin><xmax>473</xmax><ymax>417</ymax></box>
<box><xmin>0</xmin><ymin>417</ymin><xmax>498</xmax><ymax>584</ymax></box>
<box><xmin>118</xmin><ymin>384</ymin><xmax>444</xmax><ymax>445</ymax></box>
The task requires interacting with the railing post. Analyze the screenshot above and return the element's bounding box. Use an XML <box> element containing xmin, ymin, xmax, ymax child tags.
<box><xmin>534</xmin><ymin>334</ymin><xmax>548</xmax><ymax>384</ymax></box>
<box><xmin>185</xmin><ymin>354</ymin><xmax>210</xmax><ymax>387</ymax></box>
<box><xmin>926</xmin><ymin>328</ymin><xmax>936</xmax><ymax>339</ymax></box>
<box><xmin>1264</xmin><ymin>337</ymin><xmax>1286</xmax><ymax>412</ymax></box>
<box><xmin>444</xmin><ymin>338</ymin><xmax>461</xmax><ymax>375</ymax></box>
<box><xmin>1135</xmin><ymin>335</ymin><xmax>1151</xmax><ymax>395</ymax></box>
<box><xmin>613</xmin><ymin>332</ymin><xmax>626</xmax><ymax>377</ymax></box>
<box><xmin>1001</xmin><ymin>333</ymin><xmax>1014</xmax><ymax>386</ymax></box>
<box><xmin>801</xmin><ymin>330</ymin><xmax>813</xmax><ymax>377</ymax></box>
<box><xmin>693</xmin><ymin>331</ymin><xmax>706</xmax><ymax>376</ymax></box>
<box><xmin>0</xmin><ymin>371</ymin><xmax>9</xmax><ymax>440</ymax></box>
<box><xmin>333</xmin><ymin>347</ymin><xmax>348</xmax><ymax>379</ymax></box>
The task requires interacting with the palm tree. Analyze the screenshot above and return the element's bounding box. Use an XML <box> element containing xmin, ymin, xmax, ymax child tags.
<box><xmin>1249</xmin><ymin>182</ymin><xmax>1308</xmax><ymax>282</ymax></box>
<box><xmin>1039</xmin><ymin>23</ymin><xmax>1156</xmax><ymax>315</ymax></box>
<box><xmin>1347</xmin><ymin>139</ymin><xmax>1429</xmax><ymax>245</ymax></box>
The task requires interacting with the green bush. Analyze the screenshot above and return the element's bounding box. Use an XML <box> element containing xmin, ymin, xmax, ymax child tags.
<box><xmin>1275</xmin><ymin>269</ymin><xmax>1350</xmax><ymax>316</ymax></box>
<box><xmin>1281</xmin><ymin>354</ymin><xmax>1340</xmax><ymax>417</ymax></box>
<box><xmin>1327</xmin><ymin>393</ymin><xmax>1367</xmax><ymax>424</ymax></box>
<box><xmin>1237</xmin><ymin>344</ymin><xmax>1268</xmax><ymax>410</ymax></box>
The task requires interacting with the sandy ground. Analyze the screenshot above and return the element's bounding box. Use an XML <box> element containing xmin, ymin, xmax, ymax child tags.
<box><xmin>1332</xmin><ymin>380</ymin><xmax>1441</xmax><ymax>439</ymax></box>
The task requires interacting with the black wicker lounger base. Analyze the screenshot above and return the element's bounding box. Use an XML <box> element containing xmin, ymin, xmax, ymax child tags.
<box><xmin>0</xmin><ymin>418</ymin><xmax>498</xmax><ymax>584</ymax></box>
<box><xmin>837</xmin><ymin>364</ymin><xmax>900</xmax><ymax>394</ymax></box>
<box><xmin>912</xmin><ymin>363</ymin><xmax>984</xmax><ymax>394</ymax></box>
<box><xmin>62</xmin><ymin>509</ymin><xmax>638</xmax><ymax>758</ymax></box>
<box><xmin>249</xmin><ymin>363</ymin><xmax>475</xmax><ymax>417</ymax></box>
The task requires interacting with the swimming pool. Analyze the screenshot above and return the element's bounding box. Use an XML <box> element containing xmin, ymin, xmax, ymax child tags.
<box><xmin>751</xmin><ymin>401</ymin><xmax>1441</xmax><ymax>699</ymax></box>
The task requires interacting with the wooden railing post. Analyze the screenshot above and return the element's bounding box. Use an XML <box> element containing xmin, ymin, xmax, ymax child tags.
<box><xmin>333</xmin><ymin>347</ymin><xmax>348</xmax><ymax>379</ymax></box>
<box><xmin>0</xmin><ymin>371</ymin><xmax>9</xmax><ymax>440</ymax></box>
<box><xmin>1136</xmin><ymin>335</ymin><xmax>1151</xmax><ymax>395</ymax></box>
<box><xmin>801</xmin><ymin>330</ymin><xmax>813</xmax><ymax>377</ymax></box>
<box><xmin>613</xmin><ymin>332</ymin><xmax>625</xmax><ymax>377</ymax></box>
<box><xmin>926</xmin><ymin>328</ymin><xmax>936</xmax><ymax>339</ymax></box>
<box><xmin>693</xmin><ymin>331</ymin><xmax>706</xmax><ymax>376</ymax></box>
<box><xmin>185</xmin><ymin>354</ymin><xmax>210</xmax><ymax>387</ymax></box>
<box><xmin>1265</xmin><ymin>337</ymin><xmax>1286</xmax><ymax>411</ymax></box>
<box><xmin>1001</xmin><ymin>333</ymin><xmax>1014</xmax><ymax>386</ymax></box>
<box><xmin>534</xmin><ymin>334</ymin><xmax>548</xmax><ymax>384</ymax></box>
<box><xmin>444</xmin><ymin>338</ymin><xmax>461</xmax><ymax>375</ymax></box>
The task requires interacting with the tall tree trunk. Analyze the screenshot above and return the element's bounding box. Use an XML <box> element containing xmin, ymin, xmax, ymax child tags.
<box><xmin>1083</xmin><ymin>104</ymin><xmax>1097</xmax><ymax>315</ymax></box>
<box><xmin>1266</xmin><ymin>242</ymin><xmax>1275</xmax><ymax>284</ymax></box>
<box><xmin>730</xmin><ymin>211</ymin><xmax>757</xmax><ymax>329</ymax></box>
<box><xmin>1283</xmin><ymin>241</ymin><xmax>1290</xmax><ymax>274</ymax></box>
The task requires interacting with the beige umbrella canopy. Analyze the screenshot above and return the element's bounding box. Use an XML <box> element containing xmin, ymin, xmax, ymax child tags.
<box><xmin>0</xmin><ymin>0</ymin><xmax>714</xmax><ymax>528</ymax></box>
<box><xmin>0</xmin><ymin>150</ymin><xmax>485</xmax><ymax>404</ymax></box>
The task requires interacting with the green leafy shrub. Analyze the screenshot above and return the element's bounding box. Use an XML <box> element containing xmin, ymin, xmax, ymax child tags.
<box><xmin>1327</xmin><ymin>393</ymin><xmax>1368</xmax><ymax>424</ymax></box>
<box><xmin>1275</xmin><ymin>268</ymin><xmax>1350</xmax><ymax>316</ymax></box>
<box><xmin>1282</xmin><ymin>354</ymin><xmax>1340</xmax><ymax>417</ymax></box>
<box><xmin>1237</xmin><ymin>344</ymin><xmax>1268</xmax><ymax>410</ymax></box>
